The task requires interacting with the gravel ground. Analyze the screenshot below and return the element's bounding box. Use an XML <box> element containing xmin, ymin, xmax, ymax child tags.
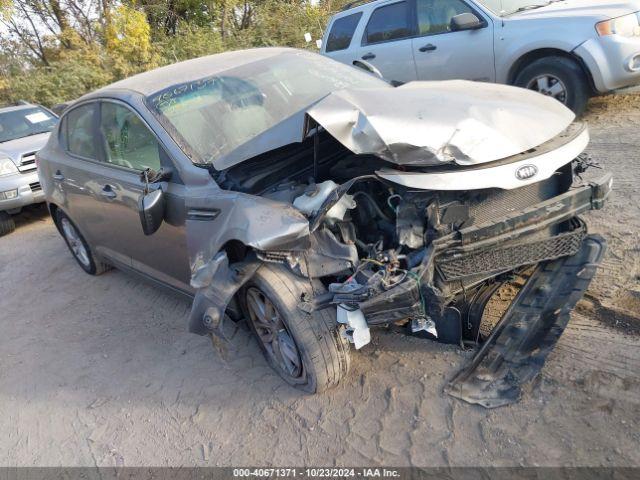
<box><xmin>0</xmin><ymin>94</ymin><xmax>639</xmax><ymax>467</ymax></box>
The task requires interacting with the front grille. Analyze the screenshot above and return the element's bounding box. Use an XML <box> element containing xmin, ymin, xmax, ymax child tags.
<box><xmin>436</xmin><ymin>228</ymin><xmax>586</xmax><ymax>281</ymax></box>
<box><xmin>29</xmin><ymin>182</ymin><xmax>41</xmax><ymax>192</ymax></box>
<box><xmin>466</xmin><ymin>171</ymin><xmax>569</xmax><ymax>225</ymax></box>
<box><xmin>18</xmin><ymin>152</ymin><xmax>37</xmax><ymax>173</ymax></box>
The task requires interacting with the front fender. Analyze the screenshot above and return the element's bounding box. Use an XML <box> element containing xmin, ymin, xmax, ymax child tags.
<box><xmin>186</xmin><ymin>189</ymin><xmax>310</xmax><ymax>278</ymax></box>
<box><xmin>185</xmin><ymin>189</ymin><xmax>310</xmax><ymax>336</ymax></box>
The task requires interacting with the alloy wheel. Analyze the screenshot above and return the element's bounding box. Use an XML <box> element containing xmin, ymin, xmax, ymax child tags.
<box><xmin>245</xmin><ymin>287</ymin><xmax>305</xmax><ymax>381</ymax></box>
<box><xmin>60</xmin><ymin>217</ymin><xmax>91</xmax><ymax>268</ymax></box>
<box><xmin>526</xmin><ymin>74</ymin><xmax>568</xmax><ymax>104</ymax></box>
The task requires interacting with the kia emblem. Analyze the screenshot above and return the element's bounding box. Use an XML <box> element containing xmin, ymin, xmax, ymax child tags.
<box><xmin>516</xmin><ymin>164</ymin><xmax>538</xmax><ymax>180</ymax></box>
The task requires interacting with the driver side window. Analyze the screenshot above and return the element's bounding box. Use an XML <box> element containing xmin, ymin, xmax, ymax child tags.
<box><xmin>416</xmin><ymin>0</ymin><xmax>475</xmax><ymax>36</ymax></box>
<box><xmin>99</xmin><ymin>102</ymin><xmax>162</xmax><ymax>171</ymax></box>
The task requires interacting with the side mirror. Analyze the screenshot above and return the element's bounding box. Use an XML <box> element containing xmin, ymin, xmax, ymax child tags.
<box><xmin>138</xmin><ymin>188</ymin><xmax>165</xmax><ymax>236</ymax></box>
<box><xmin>450</xmin><ymin>12</ymin><xmax>483</xmax><ymax>32</ymax></box>
<box><xmin>138</xmin><ymin>167</ymin><xmax>171</xmax><ymax>236</ymax></box>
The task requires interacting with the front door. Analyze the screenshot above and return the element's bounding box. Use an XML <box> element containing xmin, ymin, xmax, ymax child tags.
<box><xmin>91</xmin><ymin>100</ymin><xmax>191</xmax><ymax>291</ymax></box>
<box><xmin>411</xmin><ymin>0</ymin><xmax>495</xmax><ymax>82</ymax></box>
<box><xmin>357</xmin><ymin>0</ymin><xmax>418</xmax><ymax>84</ymax></box>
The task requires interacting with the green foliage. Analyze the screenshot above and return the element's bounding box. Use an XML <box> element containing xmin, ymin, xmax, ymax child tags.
<box><xmin>0</xmin><ymin>0</ymin><xmax>347</xmax><ymax>107</ymax></box>
<box><xmin>156</xmin><ymin>23</ymin><xmax>224</xmax><ymax>63</ymax></box>
<box><xmin>0</xmin><ymin>0</ymin><xmax>11</xmax><ymax>17</ymax></box>
<box><xmin>1</xmin><ymin>45</ymin><xmax>113</xmax><ymax>106</ymax></box>
<box><xmin>106</xmin><ymin>5</ymin><xmax>160</xmax><ymax>77</ymax></box>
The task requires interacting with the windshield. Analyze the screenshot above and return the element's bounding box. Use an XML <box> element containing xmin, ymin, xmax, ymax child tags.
<box><xmin>476</xmin><ymin>0</ymin><xmax>554</xmax><ymax>15</ymax></box>
<box><xmin>147</xmin><ymin>52</ymin><xmax>388</xmax><ymax>169</ymax></box>
<box><xmin>0</xmin><ymin>106</ymin><xmax>57</xmax><ymax>143</ymax></box>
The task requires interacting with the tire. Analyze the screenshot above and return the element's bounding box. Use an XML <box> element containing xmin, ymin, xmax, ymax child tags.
<box><xmin>0</xmin><ymin>211</ymin><xmax>16</xmax><ymax>236</ymax></box>
<box><xmin>514</xmin><ymin>56</ymin><xmax>590</xmax><ymax>116</ymax></box>
<box><xmin>55</xmin><ymin>210</ymin><xmax>110</xmax><ymax>275</ymax></box>
<box><xmin>242</xmin><ymin>264</ymin><xmax>351</xmax><ymax>393</ymax></box>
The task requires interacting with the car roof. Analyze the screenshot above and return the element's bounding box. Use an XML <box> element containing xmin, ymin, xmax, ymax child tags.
<box><xmin>331</xmin><ymin>0</ymin><xmax>391</xmax><ymax>18</ymax></box>
<box><xmin>89</xmin><ymin>47</ymin><xmax>305</xmax><ymax>99</ymax></box>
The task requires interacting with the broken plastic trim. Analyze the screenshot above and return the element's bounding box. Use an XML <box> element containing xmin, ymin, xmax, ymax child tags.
<box><xmin>188</xmin><ymin>251</ymin><xmax>261</xmax><ymax>337</ymax></box>
<box><xmin>444</xmin><ymin>235</ymin><xmax>606</xmax><ymax>408</ymax></box>
<box><xmin>308</xmin><ymin>175</ymin><xmax>376</xmax><ymax>232</ymax></box>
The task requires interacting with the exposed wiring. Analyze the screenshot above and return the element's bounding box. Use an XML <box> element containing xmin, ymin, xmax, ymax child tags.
<box><xmin>361</xmin><ymin>257</ymin><xmax>385</xmax><ymax>267</ymax></box>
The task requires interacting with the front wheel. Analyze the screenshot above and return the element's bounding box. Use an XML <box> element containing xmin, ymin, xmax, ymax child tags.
<box><xmin>514</xmin><ymin>56</ymin><xmax>590</xmax><ymax>116</ymax></box>
<box><xmin>243</xmin><ymin>264</ymin><xmax>351</xmax><ymax>393</ymax></box>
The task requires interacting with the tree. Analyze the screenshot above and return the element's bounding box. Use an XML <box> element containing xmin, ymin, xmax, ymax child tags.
<box><xmin>0</xmin><ymin>0</ymin><xmax>347</xmax><ymax>107</ymax></box>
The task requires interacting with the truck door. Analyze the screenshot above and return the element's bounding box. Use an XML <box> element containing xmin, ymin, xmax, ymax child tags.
<box><xmin>357</xmin><ymin>0</ymin><xmax>418</xmax><ymax>84</ymax></box>
<box><xmin>411</xmin><ymin>0</ymin><xmax>495</xmax><ymax>82</ymax></box>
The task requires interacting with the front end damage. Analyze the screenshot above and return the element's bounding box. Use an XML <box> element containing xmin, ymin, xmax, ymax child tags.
<box><xmin>186</xmin><ymin>81</ymin><xmax>612</xmax><ymax>407</ymax></box>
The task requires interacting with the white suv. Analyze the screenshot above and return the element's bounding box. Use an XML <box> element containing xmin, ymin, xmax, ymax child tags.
<box><xmin>321</xmin><ymin>0</ymin><xmax>640</xmax><ymax>114</ymax></box>
<box><xmin>0</xmin><ymin>103</ymin><xmax>57</xmax><ymax>235</ymax></box>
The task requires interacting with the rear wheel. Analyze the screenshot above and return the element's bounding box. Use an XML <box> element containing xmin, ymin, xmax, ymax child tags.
<box><xmin>243</xmin><ymin>264</ymin><xmax>350</xmax><ymax>393</ymax></box>
<box><xmin>0</xmin><ymin>211</ymin><xmax>15</xmax><ymax>236</ymax></box>
<box><xmin>56</xmin><ymin>210</ymin><xmax>110</xmax><ymax>275</ymax></box>
<box><xmin>515</xmin><ymin>56</ymin><xmax>590</xmax><ymax>116</ymax></box>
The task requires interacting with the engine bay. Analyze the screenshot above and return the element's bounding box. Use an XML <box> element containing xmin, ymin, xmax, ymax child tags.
<box><xmin>211</xmin><ymin>130</ymin><xmax>593</xmax><ymax>349</ymax></box>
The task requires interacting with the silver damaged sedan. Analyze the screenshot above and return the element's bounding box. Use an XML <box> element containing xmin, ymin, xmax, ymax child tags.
<box><xmin>37</xmin><ymin>48</ymin><xmax>612</xmax><ymax>407</ymax></box>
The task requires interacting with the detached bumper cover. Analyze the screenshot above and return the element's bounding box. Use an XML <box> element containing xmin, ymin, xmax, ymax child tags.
<box><xmin>444</xmin><ymin>235</ymin><xmax>606</xmax><ymax>408</ymax></box>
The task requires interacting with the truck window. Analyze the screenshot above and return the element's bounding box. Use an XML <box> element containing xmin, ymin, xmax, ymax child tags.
<box><xmin>365</xmin><ymin>1</ymin><xmax>411</xmax><ymax>45</ymax></box>
<box><xmin>416</xmin><ymin>0</ymin><xmax>476</xmax><ymax>36</ymax></box>
<box><xmin>326</xmin><ymin>13</ymin><xmax>363</xmax><ymax>52</ymax></box>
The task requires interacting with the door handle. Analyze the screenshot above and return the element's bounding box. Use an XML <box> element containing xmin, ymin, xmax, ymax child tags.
<box><xmin>361</xmin><ymin>52</ymin><xmax>376</xmax><ymax>60</ymax></box>
<box><xmin>100</xmin><ymin>185</ymin><xmax>117</xmax><ymax>199</ymax></box>
<box><xmin>419</xmin><ymin>44</ymin><xmax>437</xmax><ymax>52</ymax></box>
<box><xmin>53</xmin><ymin>171</ymin><xmax>64</xmax><ymax>181</ymax></box>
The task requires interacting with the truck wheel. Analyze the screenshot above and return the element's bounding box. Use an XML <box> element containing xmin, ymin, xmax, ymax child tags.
<box><xmin>56</xmin><ymin>210</ymin><xmax>110</xmax><ymax>275</ymax></box>
<box><xmin>515</xmin><ymin>56</ymin><xmax>590</xmax><ymax>116</ymax></box>
<box><xmin>243</xmin><ymin>264</ymin><xmax>351</xmax><ymax>393</ymax></box>
<box><xmin>0</xmin><ymin>211</ymin><xmax>16</xmax><ymax>236</ymax></box>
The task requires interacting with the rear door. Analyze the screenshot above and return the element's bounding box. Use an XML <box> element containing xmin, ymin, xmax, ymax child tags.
<box><xmin>323</xmin><ymin>11</ymin><xmax>365</xmax><ymax>66</ymax></box>
<box><xmin>411</xmin><ymin>0</ymin><xmax>495</xmax><ymax>82</ymax></box>
<box><xmin>53</xmin><ymin>102</ymin><xmax>109</xmax><ymax>248</ymax></box>
<box><xmin>357</xmin><ymin>0</ymin><xmax>418</xmax><ymax>84</ymax></box>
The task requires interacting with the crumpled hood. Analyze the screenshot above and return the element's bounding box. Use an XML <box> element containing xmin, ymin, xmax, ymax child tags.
<box><xmin>0</xmin><ymin>132</ymin><xmax>50</xmax><ymax>164</ymax></box>
<box><xmin>306</xmin><ymin>80</ymin><xmax>576</xmax><ymax>166</ymax></box>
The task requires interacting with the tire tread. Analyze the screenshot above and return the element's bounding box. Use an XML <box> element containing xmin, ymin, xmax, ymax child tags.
<box><xmin>246</xmin><ymin>264</ymin><xmax>350</xmax><ymax>393</ymax></box>
<box><xmin>514</xmin><ymin>55</ymin><xmax>590</xmax><ymax>116</ymax></box>
<box><xmin>0</xmin><ymin>212</ymin><xmax>15</xmax><ymax>237</ymax></box>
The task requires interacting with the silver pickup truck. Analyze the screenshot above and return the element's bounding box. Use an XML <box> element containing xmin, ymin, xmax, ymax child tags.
<box><xmin>0</xmin><ymin>103</ymin><xmax>57</xmax><ymax>235</ymax></box>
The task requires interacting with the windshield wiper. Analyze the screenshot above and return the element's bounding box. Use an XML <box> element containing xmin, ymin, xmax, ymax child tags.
<box><xmin>504</xmin><ymin>2</ymin><xmax>551</xmax><ymax>15</ymax></box>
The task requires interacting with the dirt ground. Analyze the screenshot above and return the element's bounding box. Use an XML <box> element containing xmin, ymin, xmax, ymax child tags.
<box><xmin>1</xmin><ymin>94</ymin><xmax>639</xmax><ymax>468</ymax></box>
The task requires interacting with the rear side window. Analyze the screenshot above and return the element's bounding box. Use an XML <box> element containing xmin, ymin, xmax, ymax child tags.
<box><xmin>326</xmin><ymin>13</ymin><xmax>363</xmax><ymax>52</ymax></box>
<box><xmin>65</xmin><ymin>104</ymin><xmax>98</xmax><ymax>160</ymax></box>
<box><xmin>365</xmin><ymin>1</ymin><xmax>411</xmax><ymax>45</ymax></box>
<box><xmin>99</xmin><ymin>102</ymin><xmax>162</xmax><ymax>172</ymax></box>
